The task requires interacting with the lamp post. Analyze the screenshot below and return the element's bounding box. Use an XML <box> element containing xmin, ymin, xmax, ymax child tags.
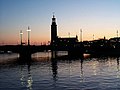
<box><xmin>68</xmin><ymin>32</ymin><xmax>70</xmax><ymax>38</ymax></box>
<box><xmin>27</xmin><ymin>26</ymin><xmax>31</xmax><ymax>46</ymax></box>
<box><xmin>20</xmin><ymin>30</ymin><xmax>23</xmax><ymax>45</ymax></box>
<box><xmin>117</xmin><ymin>30</ymin><xmax>118</xmax><ymax>38</ymax></box>
<box><xmin>80</xmin><ymin>29</ymin><xmax>82</xmax><ymax>42</ymax></box>
<box><xmin>93</xmin><ymin>34</ymin><xmax>94</xmax><ymax>40</ymax></box>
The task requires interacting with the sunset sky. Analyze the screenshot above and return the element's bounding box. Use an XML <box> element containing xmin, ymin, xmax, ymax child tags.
<box><xmin>0</xmin><ymin>0</ymin><xmax>120</xmax><ymax>45</ymax></box>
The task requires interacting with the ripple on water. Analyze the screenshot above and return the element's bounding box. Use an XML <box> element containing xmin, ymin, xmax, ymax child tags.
<box><xmin>0</xmin><ymin>53</ymin><xmax>120</xmax><ymax>90</ymax></box>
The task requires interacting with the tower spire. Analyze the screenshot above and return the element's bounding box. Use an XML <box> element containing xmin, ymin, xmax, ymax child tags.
<box><xmin>52</xmin><ymin>12</ymin><xmax>56</xmax><ymax>23</ymax></box>
<box><xmin>53</xmin><ymin>12</ymin><xmax>55</xmax><ymax>18</ymax></box>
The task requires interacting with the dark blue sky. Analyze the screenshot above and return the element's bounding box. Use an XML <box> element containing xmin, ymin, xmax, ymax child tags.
<box><xmin>0</xmin><ymin>0</ymin><xmax>120</xmax><ymax>44</ymax></box>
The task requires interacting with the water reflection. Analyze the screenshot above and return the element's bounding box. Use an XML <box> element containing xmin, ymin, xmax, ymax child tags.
<box><xmin>80</xmin><ymin>59</ymin><xmax>84</xmax><ymax>82</ymax></box>
<box><xmin>51</xmin><ymin>51</ymin><xmax>57</xmax><ymax>59</ymax></box>
<box><xmin>117</xmin><ymin>57</ymin><xmax>119</xmax><ymax>71</ymax></box>
<box><xmin>20</xmin><ymin>65</ymin><xmax>25</xmax><ymax>86</ymax></box>
<box><xmin>116</xmin><ymin>57</ymin><xmax>120</xmax><ymax>78</ymax></box>
<box><xmin>19</xmin><ymin>58</ymin><xmax>33</xmax><ymax>90</ymax></box>
<box><xmin>27</xmin><ymin>61</ymin><xmax>33</xmax><ymax>90</ymax></box>
<box><xmin>51</xmin><ymin>52</ymin><xmax>58</xmax><ymax>81</ymax></box>
<box><xmin>1</xmin><ymin>53</ymin><xmax>120</xmax><ymax>90</ymax></box>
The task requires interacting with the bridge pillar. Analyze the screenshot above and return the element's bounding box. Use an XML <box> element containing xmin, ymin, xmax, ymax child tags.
<box><xmin>19</xmin><ymin>52</ymin><xmax>31</xmax><ymax>59</ymax></box>
<box><xmin>68</xmin><ymin>50</ymin><xmax>83</xmax><ymax>57</ymax></box>
<box><xmin>18</xmin><ymin>46</ymin><xmax>32</xmax><ymax>59</ymax></box>
<box><xmin>68</xmin><ymin>46</ymin><xmax>84</xmax><ymax>57</ymax></box>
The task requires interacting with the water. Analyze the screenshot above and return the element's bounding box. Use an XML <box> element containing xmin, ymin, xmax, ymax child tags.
<box><xmin>0</xmin><ymin>52</ymin><xmax>120</xmax><ymax>90</ymax></box>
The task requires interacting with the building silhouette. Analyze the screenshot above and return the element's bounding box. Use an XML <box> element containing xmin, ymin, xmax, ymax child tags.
<box><xmin>51</xmin><ymin>15</ymin><xmax>58</xmax><ymax>46</ymax></box>
<box><xmin>50</xmin><ymin>15</ymin><xmax>78</xmax><ymax>49</ymax></box>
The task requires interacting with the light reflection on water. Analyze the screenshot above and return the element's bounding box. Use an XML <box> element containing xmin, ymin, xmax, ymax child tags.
<box><xmin>0</xmin><ymin>52</ymin><xmax>120</xmax><ymax>90</ymax></box>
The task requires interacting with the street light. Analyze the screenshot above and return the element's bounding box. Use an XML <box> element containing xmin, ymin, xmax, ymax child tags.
<box><xmin>93</xmin><ymin>34</ymin><xmax>94</xmax><ymax>40</ymax></box>
<box><xmin>80</xmin><ymin>29</ymin><xmax>82</xmax><ymax>42</ymax></box>
<box><xmin>27</xmin><ymin>26</ymin><xmax>31</xmax><ymax>45</ymax></box>
<box><xmin>117</xmin><ymin>30</ymin><xmax>118</xmax><ymax>38</ymax></box>
<box><xmin>20</xmin><ymin>30</ymin><xmax>23</xmax><ymax>45</ymax></box>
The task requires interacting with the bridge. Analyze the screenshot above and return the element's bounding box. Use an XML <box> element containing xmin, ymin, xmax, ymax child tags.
<box><xmin>1</xmin><ymin>39</ymin><xmax>120</xmax><ymax>58</ymax></box>
<box><xmin>0</xmin><ymin>43</ymin><xmax>85</xmax><ymax>58</ymax></box>
<box><xmin>0</xmin><ymin>45</ymin><xmax>50</xmax><ymax>58</ymax></box>
<box><xmin>1</xmin><ymin>40</ymin><xmax>120</xmax><ymax>58</ymax></box>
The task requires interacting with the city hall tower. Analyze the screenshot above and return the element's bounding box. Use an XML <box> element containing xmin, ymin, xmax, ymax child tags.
<box><xmin>51</xmin><ymin>14</ymin><xmax>57</xmax><ymax>45</ymax></box>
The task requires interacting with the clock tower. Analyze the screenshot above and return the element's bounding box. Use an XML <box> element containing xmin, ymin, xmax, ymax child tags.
<box><xmin>51</xmin><ymin>14</ymin><xmax>57</xmax><ymax>45</ymax></box>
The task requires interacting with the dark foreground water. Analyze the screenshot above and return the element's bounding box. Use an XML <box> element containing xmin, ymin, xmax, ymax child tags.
<box><xmin>0</xmin><ymin>52</ymin><xmax>120</xmax><ymax>90</ymax></box>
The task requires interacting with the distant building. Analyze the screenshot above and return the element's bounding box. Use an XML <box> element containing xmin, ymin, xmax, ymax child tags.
<box><xmin>109</xmin><ymin>37</ymin><xmax>120</xmax><ymax>48</ymax></box>
<box><xmin>51</xmin><ymin>15</ymin><xmax>78</xmax><ymax>48</ymax></box>
<box><xmin>109</xmin><ymin>37</ymin><xmax>120</xmax><ymax>42</ymax></box>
